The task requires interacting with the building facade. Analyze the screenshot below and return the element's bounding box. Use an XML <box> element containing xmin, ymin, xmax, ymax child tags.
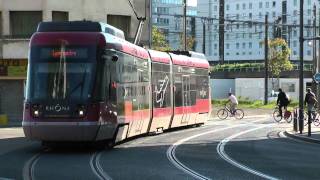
<box><xmin>196</xmin><ymin>0</ymin><xmax>319</xmax><ymax>63</ymax></box>
<box><xmin>0</xmin><ymin>0</ymin><xmax>150</xmax><ymax>124</ymax></box>
<box><xmin>151</xmin><ymin>0</ymin><xmax>197</xmax><ymax>50</ymax></box>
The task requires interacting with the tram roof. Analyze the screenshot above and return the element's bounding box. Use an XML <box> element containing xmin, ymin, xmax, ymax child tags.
<box><xmin>148</xmin><ymin>50</ymin><xmax>171</xmax><ymax>64</ymax></box>
<box><xmin>169</xmin><ymin>53</ymin><xmax>209</xmax><ymax>69</ymax></box>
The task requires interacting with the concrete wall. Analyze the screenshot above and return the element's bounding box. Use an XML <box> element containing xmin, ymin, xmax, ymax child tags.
<box><xmin>210</xmin><ymin>79</ymin><xmax>235</xmax><ymax>99</ymax></box>
<box><xmin>235</xmin><ymin>78</ymin><xmax>265</xmax><ymax>100</ymax></box>
<box><xmin>0</xmin><ymin>0</ymin><xmax>150</xmax><ymax>42</ymax></box>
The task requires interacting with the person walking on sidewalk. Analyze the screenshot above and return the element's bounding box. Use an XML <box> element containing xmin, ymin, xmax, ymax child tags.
<box><xmin>304</xmin><ymin>88</ymin><xmax>318</xmax><ymax>119</ymax></box>
<box><xmin>228</xmin><ymin>93</ymin><xmax>238</xmax><ymax>115</ymax></box>
<box><xmin>277</xmin><ymin>88</ymin><xmax>290</xmax><ymax>118</ymax></box>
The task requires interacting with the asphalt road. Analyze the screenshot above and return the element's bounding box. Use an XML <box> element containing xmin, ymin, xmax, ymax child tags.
<box><xmin>0</xmin><ymin>116</ymin><xmax>319</xmax><ymax>180</ymax></box>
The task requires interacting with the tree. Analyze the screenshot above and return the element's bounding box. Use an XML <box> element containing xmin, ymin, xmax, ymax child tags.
<box><xmin>268</xmin><ymin>38</ymin><xmax>293</xmax><ymax>77</ymax></box>
<box><xmin>179</xmin><ymin>33</ymin><xmax>195</xmax><ymax>51</ymax></box>
<box><xmin>151</xmin><ymin>27</ymin><xmax>171</xmax><ymax>51</ymax></box>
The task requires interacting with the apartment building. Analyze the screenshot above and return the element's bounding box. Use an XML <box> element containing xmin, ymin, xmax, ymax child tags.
<box><xmin>0</xmin><ymin>0</ymin><xmax>150</xmax><ymax>123</ymax></box>
<box><xmin>151</xmin><ymin>0</ymin><xmax>197</xmax><ymax>50</ymax></box>
<box><xmin>196</xmin><ymin>0</ymin><xmax>319</xmax><ymax>63</ymax></box>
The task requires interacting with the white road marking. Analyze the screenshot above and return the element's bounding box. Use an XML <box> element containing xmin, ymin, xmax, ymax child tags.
<box><xmin>167</xmin><ymin>118</ymin><xmax>269</xmax><ymax>179</ymax></box>
<box><xmin>217</xmin><ymin>125</ymin><xmax>279</xmax><ymax>180</ymax></box>
<box><xmin>90</xmin><ymin>151</ymin><xmax>112</xmax><ymax>180</ymax></box>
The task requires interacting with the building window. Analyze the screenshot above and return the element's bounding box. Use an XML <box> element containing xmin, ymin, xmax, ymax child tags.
<box><xmin>214</xmin><ymin>44</ymin><xmax>217</xmax><ymax>49</ymax></box>
<box><xmin>308</xmin><ymin>9</ymin><xmax>312</xmax><ymax>16</ymax></box>
<box><xmin>307</xmin><ymin>50</ymin><xmax>311</xmax><ymax>56</ymax></box>
<box><xmin>272</xmin><ymin>11</ymin><xmax>276</xmax><ymax>17</ymax></box>
<box><xmin>107</xmin><ymin>15</ymin><xmax>131</xmax><ymax>39</ymax></box>
<box><xmin>293</xmin><ymin>50</ymin><xmax>297</xmax><ymax>55</ymax></box>
<box><xmin>249</xmin><ymin>52</ymin><xmax>252</xmax><ymax>55</ymax></box>
<box><xmin>294</xmin><ymin>0</ymin><xmax>297</xmax><ymax>6</ymax></box>
<box><xmin>52</xmin><ymin>11</ymin><xmax>68</xmax><ymax>22</ymax></box>
<box><xmin>282</xmin><ymin>83</ymin><xmax>295</xmax><ymax>92</ymax></box>
<box><xmin>272</xmin><ymin>1</ymin><xmax>276</xmax><ymax>7</ymax></box>
<box><xmin>242</xmin><ymin>3</ymin><xmax>246</xmax><ymax>10</ymax></box>
<box><xmin>249</xmin><ymin>3</ymin><xmax>252</xmax><ymax>9</ymax></box>
<box><xmin>226</xmin><ymin>43</ymin><xmax>230</xmax><ymax>49</ymax></box>
<box><xmin>266</xmin><ymin>2</ymin><xmax>269</xmax><ymax>8</ymax></box>
<box><xmin>293</xmin><ymin>10</ymin><xmax>298</xmax><ymax>16</ymax></box>
<box><xmin>293</xmin><ymin>40</ymin><xmax>297</xmax><ymax>47</ymax></box>
<box><xmin>293</xmin><ymin>30</ymin><xmax>297</xmax><ymax>37</ymax></box>
<box><xmin>157</xmin><ymin>7</ymin><xmax>169</xmax><ymax>14</ymax></box>
<box><xmin>236</xmin><ymin>43</ymin><xmax>239</xmax><ymax>49</ymax></box>
<box><xmin>249</xmin><ymin>42</ymin><xmax>252</xmax><ymax>48</ymax></box>
<box><xmin>214</xmin><ymin>5</ymin><xmax>217</xmax><ymax>11</ymax></box>
<box><xmin>249</xmin><ymin>13</ymin><xmax>252</xmax><ymax>19</ymax></box>
<box><xmin>259</xmin><ymin>2</ymin><xmax>263</xmax><ymax>8</ymax></box>
<box><xmin>249</xmin><ymin>33</ymin><xmax>252</xmax><ymax>38</ymax></box>
<box><xmin>236</xmin><ymin>4</ymin><xmax>240</xmax><ymax>10</ymax></box>
<box><xmin>242</xmin><ymin>42</ymin><xmax>246</xmax><ymax>49</ymax></box>
<box><xmin>259</xmin><ymin>43</ymin><xmax>263</xmax><ymax>48</ymax></box>
<box><xmin>10</xmin><ymin>11</ymin><xmax>42</xmax><ymax>38</ymax></box>
<box><xmin>226</xmin><ymin>4</ymin><xmax>230</xmax><ymax>11</ymax></box>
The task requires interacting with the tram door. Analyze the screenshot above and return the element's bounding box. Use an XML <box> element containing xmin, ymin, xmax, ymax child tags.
<box><xmin>131</xmin><ymin>67</ymin><xmax>145</xmax><ymax>135</ymax></box>
<box><xmin>182</xmin><ymin>75</ymin><xmax>191</xmax><ymax>124</ymax></box>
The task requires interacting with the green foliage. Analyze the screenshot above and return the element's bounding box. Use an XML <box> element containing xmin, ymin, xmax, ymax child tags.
<box><xmin>151</xmin><ymin>27</ymin><xmax>171</xmax><ymax>51</ymax></box>
<box><xmin>179</xmin><ymin>33</ymin><xmax>195</xmax><ymax>51</ymax></box>
<box><xmin>211</xmin><ymin>63</ymin><xmax>264</xmax><ymax>72</ymax></box>
<box><xmin>268</xmin><ymin>38</ymin><xmax>293</xmax><ymax>76</ymax></box>
<box><xmin>212</xmin><ymin>98</ymin><xmax>298</xmax><ymax>110</ymax></box>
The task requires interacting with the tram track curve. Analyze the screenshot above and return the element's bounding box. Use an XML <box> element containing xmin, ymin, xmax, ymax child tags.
<box><xmin>90</xmin><ymin>151</ymin><xmax>112</xmax><ymax>180</ymax></box>
<box><xmin>166</xmin><ymin>118</ymin><xmax>269</xmax><ymax>180</ymax></box>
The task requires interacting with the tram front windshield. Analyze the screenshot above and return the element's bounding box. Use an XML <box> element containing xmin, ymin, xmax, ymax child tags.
<box><xmin>26</xmin><ymin>45</ymin><xmax>96</xmax><ymax>101</ymax></box>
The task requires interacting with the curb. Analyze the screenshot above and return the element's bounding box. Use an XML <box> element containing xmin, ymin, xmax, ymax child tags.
<box><xmin>284</xmin><ymin>130</ymin><xmax>320</xmax><ymax>144</ymax></box>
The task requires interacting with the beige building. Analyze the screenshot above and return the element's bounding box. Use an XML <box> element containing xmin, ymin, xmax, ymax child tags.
<box><xmin>0</xmin><ymin>0</ymin><xmax>151</xmax><ymax>124</ymax></box>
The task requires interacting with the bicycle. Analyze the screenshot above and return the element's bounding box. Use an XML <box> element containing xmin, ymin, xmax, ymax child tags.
<box><xmin>272</xmin><ymin>106</ymin><xmax>292</xmax><ymax>123</ymax></box>
<box><xmin>304</xmin><ymin>110</ymin><xmax>320</xmax><ymax>127</ymax></box>
<box><xmin>217</xmin><ymin>104</ymin><xmax>244</xmax><ymax>120</ymax></box>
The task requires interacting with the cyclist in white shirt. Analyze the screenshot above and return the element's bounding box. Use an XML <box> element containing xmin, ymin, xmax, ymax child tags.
<box><xmin>228</xmin><ymin>93</ymin><xmax>238</xmax><ymax>115</ymax></box>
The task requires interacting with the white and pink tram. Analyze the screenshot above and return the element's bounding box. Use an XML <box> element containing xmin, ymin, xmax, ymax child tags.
<box><xmin>22</xmin><ymin>21</ymin><xmax>211</xmax><ymax>146</ymax></box>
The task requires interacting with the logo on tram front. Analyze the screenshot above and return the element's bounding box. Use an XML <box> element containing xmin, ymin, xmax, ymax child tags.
<box><xmin>45</xmin><ymin>104</ymin><xmax>70</xmax><ymax>112</ymax></box>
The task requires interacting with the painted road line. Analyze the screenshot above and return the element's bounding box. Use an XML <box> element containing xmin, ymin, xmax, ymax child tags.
<box><xmin>90</xmin><ymin>151</ymin><xmax>112</xmax><ymax>180</ymax></box>
<box><xmin>217</xmin><ymin>125</ymin><xmax>278</xmax><ymax>180</ymax></box>
<box><xmin>166</xmin><ymin>118</ymin><xmax>269</xmax><ymax>180</ymax></box>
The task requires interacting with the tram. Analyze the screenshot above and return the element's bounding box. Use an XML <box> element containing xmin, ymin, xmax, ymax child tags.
<box><xmin>22</xmin><ymin>21</ymin><xmax>210</xmax><ymax>145</ymax></box>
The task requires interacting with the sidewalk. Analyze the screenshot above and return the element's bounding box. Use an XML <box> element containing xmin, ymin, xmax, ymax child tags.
<box><xmin>285</xmin><ymin>125</ymin><xmax>320</xmax><ymax>144</ymax></box>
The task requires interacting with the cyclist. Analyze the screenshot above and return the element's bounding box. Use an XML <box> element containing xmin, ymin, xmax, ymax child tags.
<box><xmin>304</xmin><ymin>88</ymin><xmax>318</xmax><ymax>120</ymax></box>
<box><xmin>228</xmin><ymin>93</ymin><xmax>238</xmax><ymax>115</ymax></box>
<box><xmin>276</xmin><ymin>88</ymin><xmax>290</xmax><ymax>118</ymax></box>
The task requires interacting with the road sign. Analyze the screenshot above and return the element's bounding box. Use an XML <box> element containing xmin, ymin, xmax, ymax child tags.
<box><xmin>314</xmin><ymin>73</ymin><xmax>320</xmax><ymax>83</ymax></box>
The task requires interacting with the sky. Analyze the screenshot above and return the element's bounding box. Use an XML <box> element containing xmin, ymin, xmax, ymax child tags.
<box><xmin>187</xmin><ymin>0</ymin><xmax>197</xmax><ymax>7</ymax></box>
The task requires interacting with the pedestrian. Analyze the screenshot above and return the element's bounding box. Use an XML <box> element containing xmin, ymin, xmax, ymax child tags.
<box><xmin>228</xmin><ymin>93</ymin><xmax>238</xmax><ymax>115</ymax></box>
<box><xmin>304</xmin><ymin>88</ymin><xmax>318</xmax><ymax>119</ymax></box>
<box><xmin>276</xmin><ymin>88</ymin><xmax>290</xmax><ymax>118</ymax></box>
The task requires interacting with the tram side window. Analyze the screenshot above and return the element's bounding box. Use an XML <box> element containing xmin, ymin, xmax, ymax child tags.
<box><xmin>101</xmin><ymin>53</ymin><xmax>117</xmax><ymax>104</ymax></box>
<box><xmin>152</xmin><ymin>62</ymin><xmax>171</xmax><ymax>108</ymax></box>
<box><xmin>196</xmin><ymin>68</ymin><xmax>209</xmax><ymax>99</ymax></box>
<box><xmin>190</xmin><ymin>74</ymin><xmax>197</xmax><ymax>105</ymax></box>
<box><xmin>174</xmin><ymin>66</ymin><xmax>183</xmax><ymax>107</ymax></box>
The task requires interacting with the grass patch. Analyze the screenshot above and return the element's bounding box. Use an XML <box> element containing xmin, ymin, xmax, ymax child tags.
<box><xmin>212</xmin><ymin>99</ymin><xmax>298</xmax><ymax>111</ymax></box>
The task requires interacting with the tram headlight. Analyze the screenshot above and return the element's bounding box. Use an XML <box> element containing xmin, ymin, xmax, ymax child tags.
<box><xmin>79</xmin><ymin>110</ymin><xmax>84</xmax><ymax>117</ymax></box>
<box><xmin>31</xmin><ymin>104</ymin><xmax>40</xmax><ymax>118</ymax></box>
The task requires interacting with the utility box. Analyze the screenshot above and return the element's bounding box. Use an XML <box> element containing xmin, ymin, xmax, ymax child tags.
<box><xmin>0</xmin><ymin>114</ymin><xmax>8</xmax><ymax>125</ymax></box>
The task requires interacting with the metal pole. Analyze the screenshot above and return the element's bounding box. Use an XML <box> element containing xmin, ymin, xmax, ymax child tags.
<box><xmin>202</xmin><ymin>19</ymin><xmax>206</xmax><ymax>54</ymax></box>
<box><xmin>219</xmin><ymin>0</ymin><xmax>225</xmax><ymax>64</ymax></box>
<box><xmin>318</xmin><ymin>7</ymin><xmax>320</xmax><ymax>104</ymax></box>
<box><xmin>183</xmin><ymin>0</ymin><xmax>187</xmax><ymax>51</ymax></box>
<box><xmin>299</xmin><ymin>0</ymin><xmax>304</xmax><ymax>134</ymax></box>
<box><xmin>149</xmin><ymin>0</ymin><xmax>152</xmax><ymax>48</ymax></box>
<box><xmin>264</xmin><ymin>14</ymin><xmax>269</xmax><ymax>105</ymax></box>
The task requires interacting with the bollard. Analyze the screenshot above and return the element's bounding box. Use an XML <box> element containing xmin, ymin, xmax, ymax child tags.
<box><xmin>293</xmin><ymin>109</ymin><xmax>298</xmax><ymax>132</ymax></box>
<box><xmin>299</xmin><ymin>108</ymin><xmax>304</xmax><ymax>134</ymax></box>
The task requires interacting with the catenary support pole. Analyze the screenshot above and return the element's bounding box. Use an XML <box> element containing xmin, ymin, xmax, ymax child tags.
<box><xmin>299</xmin><ymin>0</ymin><xmax>304</xmax><ymax>134</ymax></box>
<box><xmin>264</xmin><ymin>14</ymin><xmax>269</xmax><ymax>105</ymax></box>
